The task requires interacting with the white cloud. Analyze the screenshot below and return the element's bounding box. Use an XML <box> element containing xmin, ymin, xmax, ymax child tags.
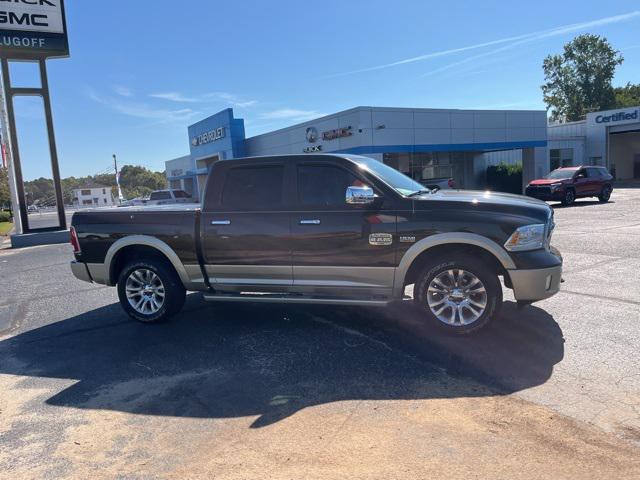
<box><xmin>204</xmin><ymin>92</ymin><xmax>258</xmax><ymax>108</ymax></box>
<box><xmin>87</xmin><ymin>89</ymin><xmax>201</xmax><ymax>123</ymax></box>
<box><xmin>259</xmin><ymin>108</ymin><xmax>326</xmax><ymax>122</ymax></box>
<box><xmin>149</xmin><ymin>91</ymin><xmax>258</xmax><ymax>108</ymax></box>
<box><xmin>421</xmin><ymin>11</ymin><xmax>640</xmax><ymax>79</ymax></box>
<box><xmin>326</xmin><ymin>10</ymin><xmax>640</xmax><ymax>77</ymax></box>
<box><xmin>149</xmin><ymin>92</ymin><xmax>199</xmax><ymax>103</ymax></box>
<box><xmin>113</xmin><ymin>85</ymin><xmax>133</xmax><ymax>97</ymax></box>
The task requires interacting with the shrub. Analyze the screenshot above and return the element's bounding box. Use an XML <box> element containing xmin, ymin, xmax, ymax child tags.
<box><xmin>0</xmin><ymin>210</ymin><xmax>11</xmax><ymax>223</ymax></box>
<box><xmin>486</xmin><ymin>163</ymin><xmax>523</xmax><ymax>194</ymax></box>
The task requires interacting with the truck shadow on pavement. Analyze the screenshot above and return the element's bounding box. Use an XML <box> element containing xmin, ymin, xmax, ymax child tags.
<box><xmin>0</xmin><ymin>295</ymin><xmax>564</xmax><ymax>428</ymax></box>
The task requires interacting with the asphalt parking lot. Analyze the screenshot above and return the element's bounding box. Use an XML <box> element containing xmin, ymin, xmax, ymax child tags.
<box><xmin>1</xmin><ymin>188</ymin><xmax>639</xmax><ymax>479</ymax></box>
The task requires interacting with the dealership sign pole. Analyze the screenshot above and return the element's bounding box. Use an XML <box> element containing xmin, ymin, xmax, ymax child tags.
<box><xmin>0</xmin><ymin>0</ymin><xmax>69</xmax><ymax>234</ymax></box>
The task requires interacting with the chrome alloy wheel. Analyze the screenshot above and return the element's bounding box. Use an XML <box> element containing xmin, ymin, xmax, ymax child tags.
<box><xmin>125</xmin><ymin>268</ymin><xmax>165</xmax><ymax>315</ymax></box>
<box><xmin>426</xmin><ymin>269</ymin><xmax>488</xmax><ymax>326</ymax></box>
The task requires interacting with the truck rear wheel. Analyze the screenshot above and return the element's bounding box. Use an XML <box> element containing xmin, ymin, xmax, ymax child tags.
<box><xmin>117</xmin><ymin>258</ymin><xmax>186</xmax><ymax>323</ymax></box>
<box><xmin>414</xmin><ymin>254</ymin><xmax>502</xmax><ymax>334</ymax></box>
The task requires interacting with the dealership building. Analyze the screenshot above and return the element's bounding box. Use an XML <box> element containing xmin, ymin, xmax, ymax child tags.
<box><xmin>548</xmin><ymin>105</ymin><xmax>640</xmax><ymax>179</ymax></box>
<box><xmin>166</xmin><ymin>104</ymin><xmax>640</xmax><ymax>199</ymax></box>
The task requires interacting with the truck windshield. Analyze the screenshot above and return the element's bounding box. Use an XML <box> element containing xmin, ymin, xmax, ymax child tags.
<box><xmin>345</xmin><ymin>155</ymin><xmax>426</xmax><ymax>196</ymax></box>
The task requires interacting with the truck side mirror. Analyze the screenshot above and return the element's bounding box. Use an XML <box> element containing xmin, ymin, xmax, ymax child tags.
<box><xmin>346</xmin><ymin>185</ymin><xmax>375</xmax><ymax>205</ymax></box>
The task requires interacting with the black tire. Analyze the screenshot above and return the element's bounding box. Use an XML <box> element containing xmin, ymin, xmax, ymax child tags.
<box><xmin>117</xmin><ymin>257</ymin><xmax>186</xmax><ymax>323</ymax></box>
<box><xmin>598</xmin><ymin>185</ymin><xmax>612</xmax><ymax>203</ymax></box>
<box><xmin>561</xmin><ymin>188</ymin><xmax>575</xmax><ymax>206</ymax></box>
<box><xmin>414</xmin><ymin>254</ymin><xmax>502</xmax><ymax>334</ymax></box>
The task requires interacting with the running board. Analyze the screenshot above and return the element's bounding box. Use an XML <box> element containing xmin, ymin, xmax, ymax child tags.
<box><xmin>202</xmin><ymin>292</ymin><xmax>389</xmax><ymax>307</ymax></box>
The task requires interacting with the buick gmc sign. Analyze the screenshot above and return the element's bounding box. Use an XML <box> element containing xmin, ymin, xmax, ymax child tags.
<box><xmin>595</xmin><ymin>109</ymin><xmax>639</xmax><ymax>124</ymax></box>
<box><xmin>0</xmin><ymin>0</ymin><xmax>68</xmax><ymax>57</ymax></box>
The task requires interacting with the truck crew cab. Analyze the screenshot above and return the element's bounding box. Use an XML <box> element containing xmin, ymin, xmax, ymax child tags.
<box><xmin>70</xmin><ymin>154</ymin><xmax>562</xmax><ymax>334</ymax></box>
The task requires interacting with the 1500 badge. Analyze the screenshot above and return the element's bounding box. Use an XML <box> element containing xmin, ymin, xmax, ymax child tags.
<box><xmin>369</xmin><ymin>233</ymin><xmax>393</xmax><ymax>246</ymax></box>
<box><xmin>400</xmin><ymin>235</ymin><xmax>416</xmax><ymax>243</ymax></box>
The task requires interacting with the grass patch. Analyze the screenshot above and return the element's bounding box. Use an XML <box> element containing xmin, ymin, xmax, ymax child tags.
<box><xmin>0</xmin><ymin>221</ymin><xmax>13</xmax><ymax>236</ymax></box>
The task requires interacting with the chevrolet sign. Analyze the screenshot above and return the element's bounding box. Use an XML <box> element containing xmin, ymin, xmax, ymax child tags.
<box><xmin>192</xmin><ymin>127</ymin><xmax>226</xmax><ymax>147</ymax></box>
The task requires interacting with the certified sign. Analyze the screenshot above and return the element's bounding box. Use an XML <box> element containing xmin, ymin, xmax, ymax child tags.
<box><xmin>0</xmin><ymin>0</ymin><xmax>69</xmax><ymax>58</ymax></box>
<box><xmin>595</xmin><ymin>109</ymin><xmax>638</xmax><ymax>124</ymax></box>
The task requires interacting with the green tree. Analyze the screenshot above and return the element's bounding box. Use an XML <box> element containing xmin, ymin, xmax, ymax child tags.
<box><xmin>26</xmin><ymin>164</ymin><xmax>167</xmax><ymax>205</ymax></box>
<box><xmin>0</xmin><ymin>167</ymin><xmax>11</xmax><ymax>209</ymax></box>
<box><xmin>542</xmin><ymin>34</ymin><xmax>623</xmax><ymax>122</ymax></box>
<box><xmin>613</xmin><ymin>82</ymin><xmax>640</xmax><ymax>108</ymax></box>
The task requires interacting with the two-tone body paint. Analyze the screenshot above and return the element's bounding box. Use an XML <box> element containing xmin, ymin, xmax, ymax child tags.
<box><xmin>71</xmin><ymin>154</ymin><xmax>562</xmax><ymax>302</ymax></box>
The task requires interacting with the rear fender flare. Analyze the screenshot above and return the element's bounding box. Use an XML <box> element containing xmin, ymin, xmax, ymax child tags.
<box><xmin>105</xmin><ymin>235</ymin><xmax>191</xmax><ymax>287</ymax></box>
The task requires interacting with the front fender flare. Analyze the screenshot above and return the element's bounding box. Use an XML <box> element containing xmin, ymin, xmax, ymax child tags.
<box><xmin>393</xmin><ymin>232</ymin><xmax>515</xmax><ymax>297</ymax></box>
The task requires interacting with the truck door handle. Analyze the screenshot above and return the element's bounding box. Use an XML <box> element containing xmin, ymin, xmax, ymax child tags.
<box><xmin>211</xmin><ymin>220</ymin><xmax>231</xmax><ymax>225</ymax></box>
<box><xmin>299</xmin><ymin>219</ymin><xmax>320</xmax><ymax>225</ymax></box>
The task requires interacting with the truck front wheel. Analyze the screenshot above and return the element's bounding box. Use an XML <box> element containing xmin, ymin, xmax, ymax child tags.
<box><xmin>117</xmin><ymin>258</ymin><xmax>186</xmax><ymax>323</ymax></box>
<box><xmin>414</xmin><ymin>255</ymin><xmax>502</xmax><ymax>334</ymax></box>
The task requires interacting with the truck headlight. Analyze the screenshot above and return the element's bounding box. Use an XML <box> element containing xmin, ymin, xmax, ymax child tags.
<box><xmin>550</xmin><ymin>182</ymin><xmax>562</xmax><ymax>192</ymax></box>
<box><xmin>504</xmin><ymin>224</ymin><xmax>546</xmax><ymax>251</ymax></box>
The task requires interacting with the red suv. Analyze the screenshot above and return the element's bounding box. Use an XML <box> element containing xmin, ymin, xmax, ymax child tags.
<box><xmin>525</xmin><ymin>166</ymin><xmax>613</xmax><ymax>206</ymax></box>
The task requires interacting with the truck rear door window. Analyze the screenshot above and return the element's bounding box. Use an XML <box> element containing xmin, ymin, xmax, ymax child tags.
<box><xmin>222</xmin><ymin>165</ymin><xmax>284</xmax><ymax>210</ymax></box>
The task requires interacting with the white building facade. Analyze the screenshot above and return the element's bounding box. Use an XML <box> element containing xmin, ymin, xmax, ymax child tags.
<box><xmin>166</xmin><ymin>106</ymin><xmax>549</xmax><ymax>197</ymax></box>
<box><xmin>165</xmin><ymin>155</ymin><xmax>195</xmax><ymax>197</ymax></box>
<box><xmin>548</xmin><ymin>105</ymin><xmax>640</xmax><ymax>179</ymax></box>
<box><xmin>72</xmin><ymin>186</ymin><xmax>115</xmax><ymax>208</ymax></box>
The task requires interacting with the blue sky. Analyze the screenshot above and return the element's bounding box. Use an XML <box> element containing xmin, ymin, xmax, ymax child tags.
<box><xmin>9</xmin><ymin>0</ymin><xmax>640</xmax><ymax>180</ymax></box>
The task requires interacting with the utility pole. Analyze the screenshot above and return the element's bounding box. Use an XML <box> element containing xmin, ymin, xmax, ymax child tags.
<box><xmin>113</xmin><ymin>154</ymin><xmax>123</xmax><ymax>205</ymax></box>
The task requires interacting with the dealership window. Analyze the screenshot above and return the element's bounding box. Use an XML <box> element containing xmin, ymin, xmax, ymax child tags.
<box><xmin>81</xmin><ymin>189</ymin><xmax>91</xmax><ymax>196</ymax></box>
<box><xmin>82</xmin><ymin>200</ymin><xmax>92</xmax><ymax>205</ymax></box>
<box><xmin>383</xmin><ymin>152</ymin><xmax>466</xmax><ymax>187</ymax></box>
<box><xmin>550</xmin><ymin>148</ymin><xmax>573</xmax><ymax>170</ymax></box>
<box><xmin>222</xmin><ymin>165</ymin><xmax>284</xmax><ymax>210</ymax></box>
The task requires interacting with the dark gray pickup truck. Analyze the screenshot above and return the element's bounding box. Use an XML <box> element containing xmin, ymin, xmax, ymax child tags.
<box><xmin>70</xmin><ymin>154</ymin><xmax>562</xmax><ymax>334</ymax></box>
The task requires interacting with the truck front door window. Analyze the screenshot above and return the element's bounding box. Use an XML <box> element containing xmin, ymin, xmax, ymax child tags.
<box><xmin>298</xmin><ymin>165</ymin><xmax>363</xmax><ymax>208</ymax></box>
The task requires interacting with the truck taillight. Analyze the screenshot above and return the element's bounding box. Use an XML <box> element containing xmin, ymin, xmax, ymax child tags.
<box><xmin>70</xmin><ymin>226</ymin><xmax>81</xmax><ymax>254</ymax></box>
<box><xmin>448</xmin><ymin>178</ymin><xmax>456</xmax><ymax>188</ymax></box>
